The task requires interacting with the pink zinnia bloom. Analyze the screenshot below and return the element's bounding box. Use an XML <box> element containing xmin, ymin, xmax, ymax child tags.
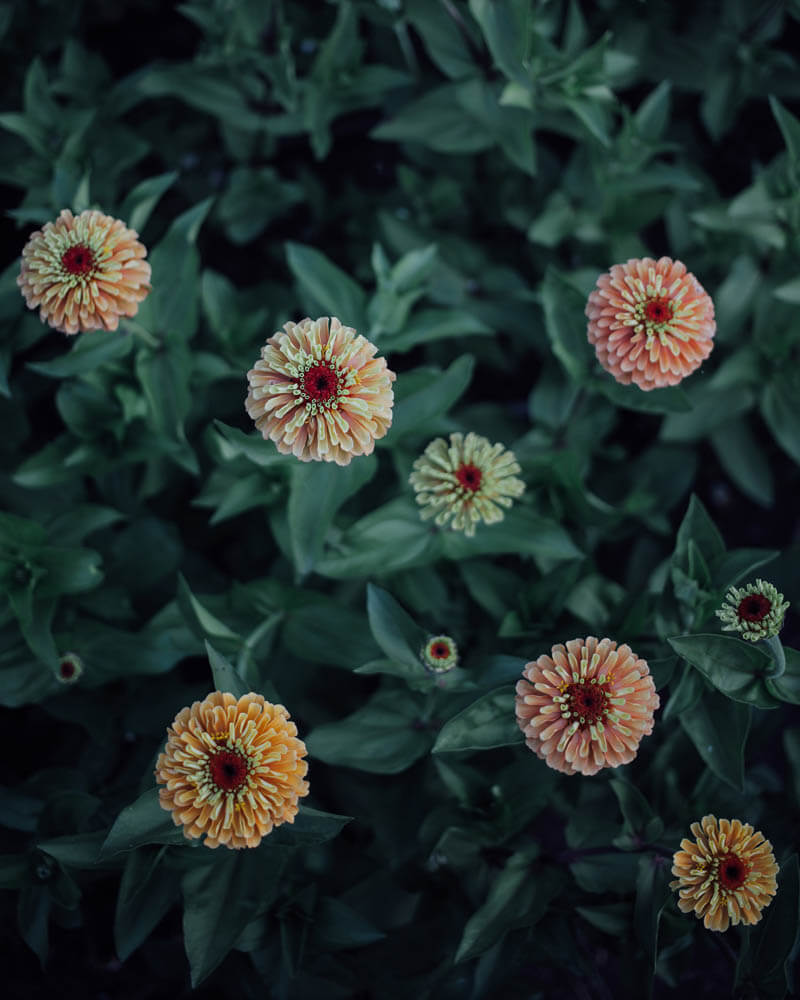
<box><xmin>245</xmin><ymin>316</ymin><xmax>396</xmax><ymax>465</ymax></box>
<box><xmin>585</xmin><ymin>257</ymin><xmax>715</xmax><ymax>390</ymax></box>
<box><xmin>17</xmin><ymin>209</ymin><xmax>151</xmax><ymax>335</ymax></box>
<box><xmin>515</xmin><ymin>637</ymin><xmax>659</xmax><ymax>776</ymax></box>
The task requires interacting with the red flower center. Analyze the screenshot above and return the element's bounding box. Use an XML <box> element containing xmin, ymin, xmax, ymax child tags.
<box><xmin>302</xmin><ymin>363</ymin><xmax>339</xmax><ymax>402</ymax></box>
<box><xmin>431</xmin><ymin>643</ymin><xmax>450</xmax><ymax>659</ymax></box>
<box><xmin>718</xmin><ymin>853</ymin><xmax>749</xmax><ymax>890</ymax></box>
<box><xmin>61</xmin><ymin>244</ymin><xmax>96</xmax><ymax>276</ymax></box>
<box><xmin>737</xmin><ymin>593</ymin><xmax>771</xmax><ymax>622</ymax></box>
<box><xmin>59</xmin><ymin>660</ymin><xmax>75</xmax><ymax>679</ymax></box>
<box><xmin>645</xmin><ymin>299</ymin><xmax>670</xmax><ymax>323</ymax></box>
<box><xmin>566</xmin><ymin>682</ymin><xmax>607</xmax><ymax>725</ymax></box>
<box><xmin>455</xmin><ymin>463</ymin><xmax>482</xmax><ymax>492</ymax></box>
<box><xmin>209</xmin><ymin>749</ymin><xmax>249</xmax><ymax>792</ymax></box>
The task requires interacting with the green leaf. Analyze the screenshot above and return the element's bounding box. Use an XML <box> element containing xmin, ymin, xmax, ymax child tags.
<box><xmin>710</xmin><ymin>417</ymin><xmax>774</xmax><ymax>507</ymax></box>
<box><xmin>634</xmin><ymin>855</ymin><xmax>671</xmax><ymax>977</ymax></box>
<box><xmin>119</xmin><ymin>171</ymin><xmax>178</xmax><ymax>234</ymax></box>
<box><xmin>468</xmin><ymin>0</ymin><xmax>530</xmax><ymax>83</ymax></box>
<box><xmin>456</xmin><ymin>857</ymin><xmax>561</xmax><ymax>963</ymax></box>
<box><xmin>306</xmin><ymin>689</ymin><xmax>432</xmax><ymax>774</ymax></box>
<box><xmin>440</xmin><ymin>507</ymin><xmax>582</xmax><ymax>566</ymax></box>
<box><xmin>101</xmin><ymin>788</ymin><xmax>188</xmax><ymax>858</ymax></box>
<box><xmin>288</xmin><ymin>456</ymin><xmax>376</xmax><ymax>577</ymax></box>
<box><xmin>282</xmin><ymin>599</ymin><xmax>381</xmax><ymax>668</ymax></box>
<box><xmin>285</xmin><ymin>242</ymin><xmax>367</xmax><ymax>331</ymax></box>
<box><xmin>672</xmin><ymin>495</ymin><xmax>725</xmax><ymax>575</ymax></box>
<box><xmin>313</xmin><ymin>897</ymin><xmax>385</xmax><ymax>951</ymax></box>
<box><xmin>667</xmin><ymin>634</ymin><xmax>780</xmax><ymax>709</ymax></box>
<box><xmin>592</xmin><ymin>377</ymin><xmax>691</xmax><ymax>413</ymax></box>
<box><xmin>766</xmin><ymin>646</ymin><xmax>800</xmax><ymax>705</ymax></box>
<box><xmin>27</xmin><ymin>329</ymin><xmax>133</xmax><ymax>377</ymax></box>
<box><xmin>366</xmin><ymin>584</ymin><xmax>428</xmax><ymax>670</ymax></box>
<box><xmin>205</xmin><ymin>641</ymin><xmax>249</xmax><ymax>698</ymax></box>
<box><xmin>268</xmin><ymin>805</ymin><xmax>351</xmax><ymax>847</ymax></box>
<box><xmin>371</xmin><ymin>83</ymin><xmax>495</xmax><ymax>155</ymax></box>
<box><xmin>769</xmin><ymin>95</ymin><xmax>800</xmax><ymax>162</ymax></box>
<box><xmin>433</xmin><ymin>687</ymin><xmax>522</xmax><ymax>753</ymax></box>
<box><xmin>609</xmin><ymin>777</ymin><xmax>656</xmax><ymax>836</ymax></box>
<box><xmin>541</xmin><ymin>267</ymin><xmax>594</xmax><ymax>384</ymax></box>
<box><xmin>177</xmin><ymin>576</ymin><xmax>240</xmax><ymax>650</ymax></box>
<box><xmin>18</xmin><ymin>884</ymin><xmax>50</xmax><ymax>965</ymax></box>
<box><xmin>38</xmin><ymin>832</ymin><xmax>106</xmax><ymax>868</ymax></box>
<box><xmin>743</xmin><ymin>853</ymin><xmax>800</xmax><ymax>994</ymax></box>
<box><xmin>115</xmin><ymin>847</ymin><xmax>180</xmax><ymax>961</ymax></box>
<box><xmin>380</xmin><ymin>308</ymin><xmax>492</xmax><ymax>353</ymax></box>
<box><xmin>389</xmin><ymin>354</ymin><xmax>474</xmax><ymax>439</ymax></box>
<box><xmin>182</xmin><ymin>843</ymin><xmax>293</xmax><ymax>986</ymax></box>
<box><xmin>404</xmin><ymin>0</ymin><xmax>476</xmax><ymax>79</ymax></box>
<box><xmin>635</xmin><ymin>81</ymin><xmax>672</xmax><ymax>140</ymax></box>
<box><xmin>661</xmin><ymin>385</ymin><xmax>755</xmax><ymax>442</ymax></box>
<box><xmin>679</xmin><ymin>691</ymin><xmax>750</xmax><ymax>791</ymax></box>
<box><xmin>762</xmin><ymin>371</ymin><xmax>800</xmax><ymax>467</ymax></box>
<box><xmin>212</xmin><ymin>420</ymin><xmax>292</xmax><ymax>468</ymax></box>
<box><xmin>135</xmin><ymin>65</ymin><xmax>263</xmax><ymax>130</ymax></box>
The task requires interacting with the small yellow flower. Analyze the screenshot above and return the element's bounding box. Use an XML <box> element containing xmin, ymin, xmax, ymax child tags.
<box><xmin>155</xmin><ymin>692</ymin><xmax>309</xmax><ymax>850</ymax></box>
<box><xmin>409</xmin><ymin>432</ymin><xmax>525</xmax><ymax>537</ymax></box>
<box><xmin>670</xmin><ymin>815</ymin><xmax>779</xmax><ymax>932</ymax></box>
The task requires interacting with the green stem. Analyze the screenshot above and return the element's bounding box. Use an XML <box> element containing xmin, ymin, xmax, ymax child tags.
<box><xmin>763</xmin><ymin>634</ymin><xmax>786</xmax><ymax>678</ymax></box>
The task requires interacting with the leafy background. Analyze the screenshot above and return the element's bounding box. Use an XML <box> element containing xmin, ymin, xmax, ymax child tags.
<box><xmin>1</xmin><ymin>0</ymin><xmax>800</xmax><ymax>997</ymax></box>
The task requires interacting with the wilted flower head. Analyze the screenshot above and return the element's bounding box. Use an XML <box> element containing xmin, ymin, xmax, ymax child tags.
<box><xmin>670</xmin><ymin>815</ymin><xmax>779</xmax><ymax>932</ymax></box>
<box><xmin>515</xmin><ymin>637</ymin><xmax>659</xmax><ymax>776</ymax></box>
<box><xmin>716</xmin><ymin>579</ymin><xmax>789</xmax><ymax>641</ymax></box>
<box><xmin>421</xmin><ymin>635</ymin><xmax>459</xmax><ymax>673</ymax></box>
<box><xmin>17</xmin><ymin>209</ymin><xmax>151</xmax><ymax>335</ymax></box>
<box><xmin>245</xmin><ymin>316</ymin><xmax>396</xmax><ymax>465</ymax></box>
<box><xmin>57</xmin><ymin>652</ymin><xmax>83</xmax><ymax>684</ymax></box>
<box><xmin>155</xmin><ymin>691</ymin><xmax>309</xmax><ymax>850</ymax></box>
<box><xmin>585</xmin><ymin>257</ymin><xmax>715</xmax><ymax>390</ymax></box>
<box><xmin>409</xmin><ymin>432</ymin><xmax>525</xmax><ymax>537</ymax></box>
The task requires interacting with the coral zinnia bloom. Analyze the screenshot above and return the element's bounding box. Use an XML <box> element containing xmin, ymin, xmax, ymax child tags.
<box><xmin>409</xmin><ymin>432</ymin><xmax>525</xmax><ymax>537</ymax></box>
<box><xmin>421</xmin><ymin>634</ymin><xmax>459</xmax><ymax>673</ymax></box>
<box><xmin>17</xmin><ymin>209</ymin><xmax>151</xmax><ymax>335</ymax></box>
<box><xmin>245</xmin><ymin>316</ymin><xmax>396</xmax><ymax>465</ymax></box>
<box><xmin>670</xmin><ymin>815</ymin><xmax>779</xmax><ymax>932</ymax></box>
<box><xmin>155</xmin><ymin>692</ymin><xmax>309</xmax><ymax>850</ymax></box>
<box><xmin>716</xmin><ymin>578</ymin><xmax>790</xmax><ymax>642</ymax></box>
<box><xmin>515</xmin><ymin>637</ymin><xmax>659</xmax><ymax>776</ymax></box>
<box><xmin>585</xmin><ymin>257</ymin><xmax>715</xmax><ymax>390</ymax></box>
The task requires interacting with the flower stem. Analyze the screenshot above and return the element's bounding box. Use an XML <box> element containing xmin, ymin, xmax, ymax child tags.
<box><xmin>763</xmin><ymin>634</ymin><xmax>786</xmax><ymax>678</ymax></box>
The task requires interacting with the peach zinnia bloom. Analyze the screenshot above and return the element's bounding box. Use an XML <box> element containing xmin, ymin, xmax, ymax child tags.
<box><xmin>671</xmin><ymin>815</ymin><xmax>779</xmax><ymax>932</ymax></box>
<box><xmin>17</xmin><ymin>209</ymin><xmax>151</xmax><ymax>335</ymax></box>
<box><xmin>585</xmin><ymin>256</ymin><xmax>715</xmax><ymax>390</ymax></box>
<box><xmin>245</xmin><ymin>316</ymin><xmax>396</xmax><ymax>465</ymax></box>
<box><xmin>515</xmin><ymin>637</ymin><xmax>659</xmax><ymax>776</ymax></box>
<box><xmin>409</xmin><ymin>432</ymin><xmax>525</xmax><ymax>537</ymax></box>
<box><xmin>155</xmin><ymin>691</ymin><xmax>309</xmax><ymax>850</ymax></box>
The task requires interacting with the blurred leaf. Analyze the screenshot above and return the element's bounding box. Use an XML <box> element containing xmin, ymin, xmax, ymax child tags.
<box><xmin>440</xmin><ymin>507</ymin><xmax>582</xmax><ymax>566</ymax></box>
<box><xmin>269</xmin><ymin>806</ymin><xmax>351</xmax><ymax>847</ymax></box>
<box><xmin>433</xmin><ymin>687</ymin><xmax>522</xmax><ymax>753</ymax></box>
<box><xmin>541</xmin><ymin>268</ymin><xmax>594</xmax><ymax>383</ymax></box>
<box><xmin>680</xmin><ymin>691</ymin><xmax>750</xmax><ymax>791</ymax></box>
<box><xmin>119</xmin><ymin>170</ymin><xmax>178</xmax><ymax>234</ymax></box>
<box><xmin>634</xmin><ymin>855</ymin><xmax>671</xmax><ymax>977</ymax></box>
<box><xmin>371</xmin><ymin>83</ymin><xmax>495</xmax><ymax>155</ymax></box>
<box><xmin>710</xmin><ymin>417</ymin><xmax>774</xmax><ymax>507</ymax></box>
<box><xmin>282</xmin><ymin>599</ymin><xmax>381</xmax><ymax>668</ymax></box>
<box><xmin>769</xmin><ymin>95</ymin><xmax>800</xmax><ymax>162</ymax></box>
<box><xmin>27</xmin><ymin>329</ymin><xmax>132</xmax><ymax>377</ymax></box>
<box><xmin>468</xmin><ymin>0</ymin><xmax>530</xmax><ymax>84</ymax></box>
<box><xmin>205</xmin><ymin>641</ymin><xmax>249</xmax><ymax>698</ymax></box>
<box><xmin>115</xmin><ymin>846</ymin><xmax>180</xmax><ymax>961</ymax></box>
<box><xmin>18</xmin><ymin>884</ymin><xmax>49</xmax><ymax>965</ymax></box>
<box><xmin>738</xmin><ymin>853</ymin><xmax>800</xmax><ymax>996</ymax></box>
<box><xmin>380</xmin><ymin>308</ymin><xmax>491</xmax><ymax>353</ymax></box>
<box><xmin>766</xmin><ymin>646</ymin><xmax>800</xmax><ymax>705</ymax></box>
<box><xmin>101</xmin><ymin>789</ymin><xmax>188</xmax><ymax>858</ymax></box>
<box><xmin>592</xmin><ymin>378</ymin><xmax>691</xmax><ymax>413</ymax></box>
<box><xmin>285</xmin><ymin>243</ymin><xmax>367</xmax><ymax>331</ymax></box>
<box><xmin>313</xmin><ymin>897</ymin><xmax>385</xmax><ymax>951</ymax></box>
<box><xmin>762</xmin><ymin>371</ymin><xmax>800</xmax><ymax>467</ymax></box>
<box><xmin>366</xmin><ymin>584</ymin><xmax>428</xmax><ymax>670</ymax></box>
<box><xmin>389</xmin><ymin>355</ymin><xmax>474</xmax><ymax>439</ymax></box>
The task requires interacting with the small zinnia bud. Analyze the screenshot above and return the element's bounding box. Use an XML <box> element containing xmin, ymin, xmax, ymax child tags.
<box><xmin>515</xmin><ymin>637</ymin><xmax>660</xmax><ymax>776</ymax></box>
<box><xmin>409</xmin><ymin>432</ymin><xmax>525</xmax><ymax>537</ymax></box>
<box><xmin>245</xmin><ymin>316</ymin><xmax>396</xmax><ymax>465</ymax></box>
<box><xmin>670</xmin><ymin>815</ymin><xmax>778</xmax><ymax>932</ymax></box>
<box><xmin>716</xmin><ymin>579</ymin><xmax>789</xmax><ymax>641</ymax></box>
<box><xmin>421</xmin><ymin>635</ymin><xmax>459</xmax><ymax>673</ymax></box>
<box><xmin>17</xmin><ymin>209</ymin><xmax>151</xmax><ymax>335</ymax></box>
<box><xmin>155</xmin><ymin>692</ymin><xmax>309</xmax><ymax>850</ymax></box>
<box><xmin>585</xmin><ymin>256</ymin><xmax>715</xmax><ymax>390</ymax></box>
<box><xmin>57</xmin><ymin>652</ymin><xmax>83</xmax><ymax>684</ymax></box>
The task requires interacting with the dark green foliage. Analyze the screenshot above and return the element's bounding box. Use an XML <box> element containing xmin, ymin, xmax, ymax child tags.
<box><xmin>2</xmin><ymin>0</ymin><xmax>800</xmax><ymax>997</ymax></box>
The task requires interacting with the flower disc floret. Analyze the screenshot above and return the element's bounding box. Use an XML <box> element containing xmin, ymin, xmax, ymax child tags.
<box><xmin>515</xmin><ymin>637</ymin><xmax>660</xmax><ymax>776</ymax></box>
<box><xmin>17</xmin><ymin>209</ymin><xmax>151</xmax><ymax>335</ymax></box>
<box><xmin>245</xmin><ymin>316</ymin><xmax>396</xmax><ymax>465</ymax></box>
<box><xmin>421</xmin><ymin>635</ymin><xmax>459</xmax><ymax>673</ymax></box>
<box><xmin>670</xmin><ymin>815</ymin><xmax>778</xmax><ymax>932</ymax></box>
<box><xmin>155</xmin><ymin>691</ymin><xmax>309</xmax><ymax>850</ymax></box>
<box><xmin>716</xmin><ymin>578</ymin><xmax>789</xmax><ymax>641</ymax></box>
<box><xmin>585</xmin><ymin>257</ymin><xmax>715</xmax><ymax>390</ymax></box>
<box><xmin>409</xmin><ymin>432</ymin><xmax>525</xmax><ymax>537</ymax></box>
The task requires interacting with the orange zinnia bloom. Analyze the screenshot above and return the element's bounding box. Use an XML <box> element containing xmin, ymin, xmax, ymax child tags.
<box><xmin>585</xmin><ymin>257</ymin><xmax>715</xmax><ymax>390</ymax></box>
<box><xmin>17</xmin><ymin>209</ymin><xmax>151</xmax><ymax>335</ymax></box>
<box><xmin>245</xmin><ymin>316</ymin><xmax>396</xmax><ymax>465</ymax></box>
<box><xmin>671</xmin><ymin>815</ymin><xmax>779</xmax><ymax>932</ymax></box>
<box><xmin>515</xmin><ymin>637</ymin><xmax>659</xmax><ymax>776</ymax></box>
<box><xmin>155</xmin><ymin>692</ymin><xmax>309</xmax><ymax>849</ymax></box>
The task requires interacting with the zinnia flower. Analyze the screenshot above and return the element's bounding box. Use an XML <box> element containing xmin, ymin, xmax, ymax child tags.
<box><xmin>670</xmin><ymin>815</ymin><xmax>779</xmax><ymax>932</ymax></box>
<box><xmin>57</xmin><ymin>652</ymin><xmax>83</xmax><ymax>684</ymax></box>
<box><xmin>17</xmin><ymin>209</ymin><xmax>151</xmax><ymax>335</ymax></box>
<box><xmin>716</xmin><ymin>579</ymin><xmax>789</xmax><ymax>641</ymax></box>
<box><xmin>421</xmin><ymin>635</ymin><xmax>459</xmax><ymax>673</ymax></box>
<box><xmin>585</xmin><ymin>257</ymin><xmax>715</xmax><ymax>390</ymax></box>
<box><xmin>409</xmin><ymin>432</ymin><xmax>525</xmax><ymax>537</ymax></box>
<box><xmin>245</xmin><ymin>316</ymin><xmax>396</xmax><ymax>465</ymax></box>
<box><xmin>515</xmin><ymin>637</ymin><xmax>659</xmax><ymax>776</ymax></box>
<box><xmin>155</xmin><ymin>691</ymin><xmax>309</xmax><ymax>850</ymax></box>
